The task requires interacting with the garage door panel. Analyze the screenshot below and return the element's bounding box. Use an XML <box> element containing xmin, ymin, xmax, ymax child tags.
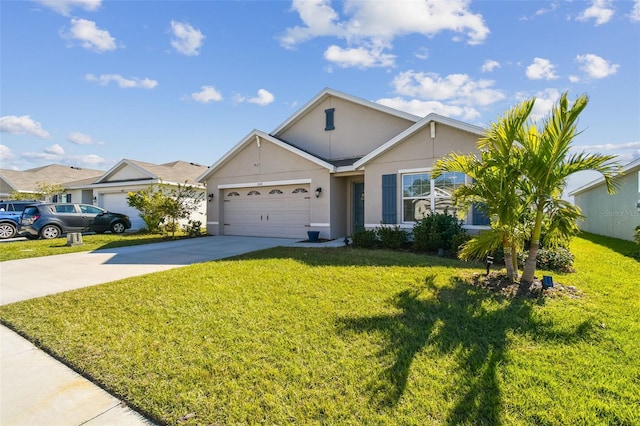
<box><xmin>102</xmin><ymin>193</ymin><xmax>144</xmax><ymax>230</ymax></box>
<box><xmin>223</xmin><ymin>185</ymin><xmax>310</xmax><ymax>239</ymax></box>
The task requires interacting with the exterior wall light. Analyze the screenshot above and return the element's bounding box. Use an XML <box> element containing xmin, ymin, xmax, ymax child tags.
<box><xmin>207</xmin><ymin>193</ymin><xmax>215</xmax><ymax>202</ymax></box>
<box><xmin>315</xmin><ymin>187</ymin><xmax>322</xmax><ymax>198</ymax></box>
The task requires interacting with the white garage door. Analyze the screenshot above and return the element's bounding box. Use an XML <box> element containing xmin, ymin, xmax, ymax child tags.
<box><xmin>101</xmin><ymin>193</ymin><xmax>145</xmax><ymax>230</ymax></box>
<box><xmin>223</xmin><ymin>184</ymin><xmax>310</xmax><ymax>238</ymax></box>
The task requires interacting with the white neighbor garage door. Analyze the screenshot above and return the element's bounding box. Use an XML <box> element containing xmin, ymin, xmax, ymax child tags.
<box><xmin>223</xmin><ymin>184</ymin><xmax>310</xmax><ymax>238</ymax></box>
<box><xmin>101</xmin><ymin>193</ymin><xmax>145</xmax><ymax>230</ymax></box>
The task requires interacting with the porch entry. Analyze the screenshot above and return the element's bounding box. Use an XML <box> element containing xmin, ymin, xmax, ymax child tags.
<box><xmin>353</xmin><ymin>182</ymin><xmax>365</xmax><ymax>232</ymax></box>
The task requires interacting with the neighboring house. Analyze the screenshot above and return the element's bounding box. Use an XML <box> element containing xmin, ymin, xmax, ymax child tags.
<box><xmin>0</xmin><ymin>164</ymin><xmax>104</xmax><ymax>200</ymax></box>
<box><xmin>198</xmin><ymin>88</ymin><xmax>489</xmax><ymax>240</ymax></box>
<box><xmin>86</xmin><ymin>159</ymin><xmax>208</xmax><ymax>231</ymax></box>
<box><xmin>569</xmin><ymin>158</ymin><xmax>640</xmax><ymax>241</ymax></box>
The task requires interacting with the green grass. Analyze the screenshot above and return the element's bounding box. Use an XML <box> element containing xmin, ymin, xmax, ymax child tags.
<box><xmin>0</xmin><ymin>232</ymin><xmax>192</xmax><ymax>262</ymax></box>
<box><xmin>0</xmin><ymin>234</ymin><xmax>638</xmax><ymax>425</ymax></box>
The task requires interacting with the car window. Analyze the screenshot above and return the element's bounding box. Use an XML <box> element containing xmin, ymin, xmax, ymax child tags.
<box><xmin>23</xmin><ymin>206</ymin><xmax>39</xmax><ymax>216</ymax></box>
<box><xmin>79</xmin><ymin>205</ymin><xmax>104</xmax><ymax>214</ymax></box>
<box><xmin>13</xmin><ymin>203</ymin><xmax>29</xmax><ymax>212</ymax></box>
<box><xmin>54</xmin><ymin>204</ymin><xmax>76</xmax><ymax>213</ymax></box>
<box><xmin>0</xmin><ymin>203</ymin><xmax>6</xmax><ymax>211</ymax></box>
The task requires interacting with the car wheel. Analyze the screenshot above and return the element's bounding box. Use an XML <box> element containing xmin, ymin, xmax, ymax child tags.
<box><xmin>0</xmin><ymin>223</ymin><xmax>17</xmax><ymax>239</ymax></box>
<box><xmin>40</xmin><ymin>225</ymin><xmax>61</xmax><ymax>239</ymax></box>
<box><xmin>110</xmin><ymin>221</ymin><xmax>126</xmax><ymax>234</ymax></box>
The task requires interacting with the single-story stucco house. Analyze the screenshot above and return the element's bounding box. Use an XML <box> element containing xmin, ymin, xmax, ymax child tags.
<box><xmin>198</xmin><ymin>88</ymin><xmax>489</xmax><ymax>240</ymax></box>
<box><xmin>0</xmin><ymin>164</ymin><xmax>104</xmax><ymax>200</ymax></box>
<box><xmin>79</xmin><ymin>159</ymin><xmax>208</xmax><ymax>231</ymax></box>
<box><xmin>569</xmin><ymin>158</ymin><xmax>640</xmax><ymax>241</ymax></box>
<box><xmin>1</xmin><ymin>160</ymin><xmax>207</xmax><ymax>232</ymax></box>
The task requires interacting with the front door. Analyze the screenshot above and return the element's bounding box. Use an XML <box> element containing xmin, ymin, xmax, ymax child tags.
<box><xmin>353</xmin><ymin>182</ymin><xmax>365</xmax><ymax>232</ymax></box>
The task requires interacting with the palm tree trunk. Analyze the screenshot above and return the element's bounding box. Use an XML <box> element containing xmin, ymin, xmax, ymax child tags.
<box><xmin>521</xmin><ymin>206</ymin><xmax>544</xmax><ymax>284</ymax></box>
<box><xmin>503</xmin><ymin>244</ymin><xmax>516</xmax><ymax>281</ymax></box>
<box><xmin>510</xmin><ymin>246</ymin><xmax>519</xmax><ymax>280</ymax></box>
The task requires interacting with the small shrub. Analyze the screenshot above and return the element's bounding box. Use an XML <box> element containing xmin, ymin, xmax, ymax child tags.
<box><xmin>182</xmin><ymin>220</ymin><xmax>203</xmax><ymax>238</ymax></box>
<box><xmin>413</xmin><ymin>210</ymin><xmax>465</xmax><ymax>253</ymax></box>
<box><xmin>451</xmin><ymin>232</ymin><xmax>472</xmax><ymax>254</ymax></box>
<box><xmin>518</xmin><ymin>247</ymin><xmax>575</xmax><ymax>273</ymax></box>
<box><xmin>352</xmin><ymin>229</ymin><xmax>378</xmax><ymax>249</ymax></box>
<box><xmin>376</xmin><ymin>225</ymin><xmax>408</xmax><ymax>249</ymax></box>
<box><xmin>634</xmin><ymin>225</ymin><xmax>640</xmax><ymax>245</ymax></box>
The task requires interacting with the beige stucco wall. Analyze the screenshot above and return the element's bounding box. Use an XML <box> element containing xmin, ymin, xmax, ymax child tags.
<box><xmin>276</xmin><ymin>95</ymin><xmax>415</xmax><ymax>161</ymax></box>
<box><xmin>574</xmin><ymin>168</ymin><xmax>640</xmax><ymax>241</ymax></box>
<box><xmin>363</xmin><ymin>123</ymin><xmax>481</xmax><ymax>227</ymax></box>
<box><xmin>205</xmin><ymin>138</ymin><xmax>335</xmax><ymax>237</ymax></box>
<box><xmin>107</xmin><ymin>166</ymin><xmax>151</xmax><ymax>181</ymax></box>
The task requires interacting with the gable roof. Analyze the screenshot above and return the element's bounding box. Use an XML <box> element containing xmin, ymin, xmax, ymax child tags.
<box><xmin>270</xmin><ymin>87</ymin><xmax>421</xmax><ymax>137</ymax></box>
<box><xmin>95</xmin><ymin>159</ymin><xmax>207</xmax><ymax>186</ymax></box>
<box><xmin>0</xmin><ymin>164</ymin><xmax>104</xmax><ymax>193</ymax></box>
<box><xmin>569</xmin><ymin>157</ymin><xmax>640</xmax><ymax>196</ymax></box>
<box><xmin>353</xmin><ymin>113</ymin><xmax>485</xmax><ymax>169</ymax></box>
<box><xmin>197</xmin><ymin>130</ymin><xmax>336</xmax><ymax>182</ymax></box>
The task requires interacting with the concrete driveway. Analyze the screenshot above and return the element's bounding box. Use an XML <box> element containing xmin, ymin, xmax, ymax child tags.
<box><xmin>0</xmin><ymin>235</ymin><xmax>299</xmax><ymax>425</ymax></box>
<box><xmin>0</xmin><ymin>235</ymin><xmax>298</xmax><ymax>305</ymax></box>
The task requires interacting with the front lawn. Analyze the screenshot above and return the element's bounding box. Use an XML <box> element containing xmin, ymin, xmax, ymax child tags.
<box><xmin>0</xmin><ymin>234</ymin><xmax>638</xmax><ymax>425</ymax></box>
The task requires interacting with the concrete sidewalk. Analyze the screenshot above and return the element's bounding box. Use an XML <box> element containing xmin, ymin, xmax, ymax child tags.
<box><xmin>0</xmin><ymin>235</ymin><xmax>341</xmax><ymax>425</ymax></box>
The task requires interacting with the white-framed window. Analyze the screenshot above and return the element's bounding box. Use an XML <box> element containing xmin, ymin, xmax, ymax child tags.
<box><xmin>401</xmin><ymin>171</ymin><xmax>465</xmax><ymax>222</ymax></box>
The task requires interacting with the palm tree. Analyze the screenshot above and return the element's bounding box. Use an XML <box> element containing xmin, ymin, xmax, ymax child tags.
<box><xmin>433</xmin><ymin>98</ymin><xmax>534</xmax><ymax>281</ymax></box>
<box><xmin>518</xmin><ymin>92</ymin><xmax>619</xmax><ymax>284</ymax></box>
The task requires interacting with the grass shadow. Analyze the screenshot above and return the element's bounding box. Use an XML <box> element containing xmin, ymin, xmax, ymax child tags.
<box><xmin>230</xmin><ymin>246</ymin><xmax>484</xmax><ymax>270</ymax></box>
<box><xmin>578</xmin><ymin>232</ymin><xmax>639</xmax><ymax>260</ymax></box>
<box><xmin>337</xmin><ymin>274</ymin><xmax>596</xmax><ymax>424</ymax></box>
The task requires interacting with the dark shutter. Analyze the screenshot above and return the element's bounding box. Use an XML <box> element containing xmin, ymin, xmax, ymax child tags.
<box><xmin>381</xmin><ymin>174</ymin><xmax>397</xmax><ymax>224</ymax></box>
<box><xmin>325</xmin><ymin>108</ymin><xmax>335</xmax><ymax>131</ymax></box>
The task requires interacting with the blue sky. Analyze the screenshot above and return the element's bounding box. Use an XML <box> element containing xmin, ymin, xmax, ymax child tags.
<box><xmin>1</xmin><ymin>0</ymin><xmax>639</xmax><ymax>192</ymax></box>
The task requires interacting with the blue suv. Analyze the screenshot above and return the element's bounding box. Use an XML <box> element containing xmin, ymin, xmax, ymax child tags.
<box><xmin>0</xmin><ymin>200</ymin><xmax>38</xmax><ymax>239</ymax></box>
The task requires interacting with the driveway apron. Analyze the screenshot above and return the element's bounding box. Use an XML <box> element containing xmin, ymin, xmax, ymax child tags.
<box><xmin>0</xmin><ymin>235</ymin><xmax>298</xmax><ymax>426</ymax></box>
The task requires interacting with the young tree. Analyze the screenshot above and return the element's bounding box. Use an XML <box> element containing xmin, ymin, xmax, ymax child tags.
<box><xmin>36</xmin><ymin>182</ymin><xmax>67</xmax><ymax>201</ymax></box>
<box><xmin>433</xmin><ymin>98</ymin><xmax>534</xmax><ymax>281</ymax></box>
<box><xmin>163</xmin><ymin>182</ymin><xmax>205</xmax><ymax>238</ymax></box>
<box><xmin>127</xmin><ymin>182</ymin><xmax>204</xmax><ymax>236</ymax></box>
<box><xmin>127</xmin><ymin>185</ymin><xmax>170</xmax><ymax>233</ymax></box>
<box><xmin>518</xmin><ymin>93</ymin><xmax>619</xmax><ymax>284</ymax></box>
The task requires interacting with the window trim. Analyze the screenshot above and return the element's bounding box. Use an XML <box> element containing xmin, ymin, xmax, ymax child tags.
<box><xmin>401</xmin><ymin>170</ymin><xmax>466</xmax><ymax>223</ymax></box>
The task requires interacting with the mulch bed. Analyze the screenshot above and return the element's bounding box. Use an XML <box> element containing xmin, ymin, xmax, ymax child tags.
<box><xmin>467</xmin><ymin>272</ymin><xmax>583</xmax><ymax>299</ymax></box>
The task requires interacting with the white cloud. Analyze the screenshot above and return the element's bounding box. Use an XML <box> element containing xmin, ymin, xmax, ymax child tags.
<box><xmin>248</xmin><ymin>89</ymin><xmax>275</xmax><ymax>106</ymax></box>
<box><xmin>324</xmin><ymin>43</ymin><xmax>395</xmax><ymax>68</ymax></box>
<box><xmin>522</xmin><ymin>88</ymin><xmax>561</xmax><ymax>121</ymax></box>
<box><xmin>62</xmin><ymin>18</ymin><xmax>117</xmax><ymax>52</ymax></box>
<box><xmin>390</xmin><ymin>70</ymin><xmax>505</xmax><ymax>106</ymax></box>
<box><xmin>189</xmin><ymin>86</ymin><xmax>223</xmax><ymax>103</ymax></box>
<box><xmin>576</xmin><ymin>54</ymin><xmax>619</xmax><ymax>79</ymax></box>
<box><xmin>631</xmin><ymin>0</ymin><xmax>640</xmax><ymax>21</ymax></box>
<box><xmin>481</xmin><ymin>60</ymin><xmax>500</xmax><ymax>73</ymax></box>
<box><xmin>414</xmin><ymin>47</ymin><xmax>429</xmax><ymax>60</ymax></box>
<box><xmin>68</xmin><ymin>132</ymin><xmax>100</xmax><ymax>145</ymax></box>
<box><xmin>526</xmin><ymin>57</ymin><xmax>558</xmax><ymax>80</ymax></box>
<box><xmin>376</xmin><ymin>97</ymin><xmax>480</xmax><ymax>120</ymax></box>
<box><xmin>577</xmin><ymin>0</ymin><xmax>614</xmax><ymax>25</ymax></box>
<box><xmin>280</xmin><ymin>0</ymin><xmax>489</xmax><ymax>68</ymax></box>
<box><xmin>170</xmin><ymin>21</ymin><xmax>205</xmax><ymax>56</ymax></box>
<box><xmin>572</xmin><ymin>141</ymin><xmax>640</xmax><ymax>152</ymax></box>
<box><xmin>0</xmin><ymin>145</ymin><xmax>14</xmax><ymax>162</ymax></box>
<box><xmin>45</xmin><ymin>144</ymin><xmax>65</xmax><ymax>155</ymax></box>
<box><xmin>234</xmin><ymin>89</ymin><xmax>275</xmax><ymax>106</ymax></box>
<box><xmin>35</xmin><ymin>0</ymin><xmax>101</xmax><ymax>16</ymax></box>
<box><xmin>86</xmin><ymin>73</ymin><xmax>158</xmax><ymax>89</ymax></box>
<box><xmin>0</xmin><ymin>115</ymin><xmax>51</xmax><ymax>139</ymax></box>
